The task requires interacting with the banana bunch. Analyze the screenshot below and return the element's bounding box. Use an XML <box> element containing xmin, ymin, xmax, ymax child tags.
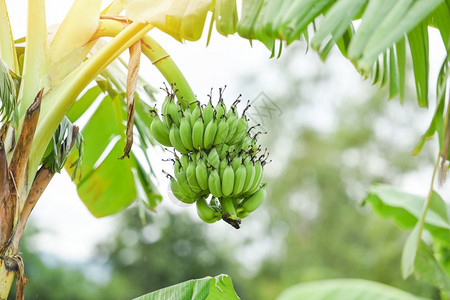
<box><xmin>150</xmin><ymin>88</ymin><xmax>268</xmax><ymax>229</ymax></box>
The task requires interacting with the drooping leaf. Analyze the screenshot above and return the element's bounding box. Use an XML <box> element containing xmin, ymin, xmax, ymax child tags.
<box><xmin>214</xmin><ymin>0</ymin><xmax>238</xmax><ymax>36</ymax></box>
<box><xmin>133</xmin><ymin>274</ymin><xmax>240</xmax><ymax>300</ymax></box>
<box><xmin>277</xmin><ymin>279</ymin><xmax>429</xmax><ymax>300</ymax></box>
<box><xmin>412</xmin><ymin>47</ymin><xmax>450</xmax><ymax>155</ymax></box>
<box><xmin>363</xmin><ymin>184</ymin><xmax>450</xmax><ymax>247</ymax></box>
<box><xmin>48</xmin><ymin>0</ymin><xmax>102</xmax><ymax>84</ymax></box>
<box><xmin>402</xmin><ymin>221</ymin><xmax>422</xmax><ymax>278</ymax></box>
<box><xmin>407</xmin><ymin>21</ymin><xmax>430</xmax><ymax>107</ymax></box>
<box><xmin>65</xmin><ymin>73</ymin><xmax>161</xmax><ymax>217</ymax></box>
<box><xmin>311</xmin><ymin>0</ymin><xmax>366</xmax><ymax>56</ymax></box>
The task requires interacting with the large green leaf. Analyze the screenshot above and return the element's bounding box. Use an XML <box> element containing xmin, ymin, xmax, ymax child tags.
<box><xmin>65</xmin><ymin>78</ymin><xmax>161</xmax><ymax>218</ymax></box>
<box><xmin>133</xmin><ymin>274</ymin><xmax>240</xmax><ymax>300</ymax></box>
<box><xmin>363</xmin><ymin>184</ymin><xmax>450</xmax><ymax>247</ymax></box>
<box><xmin>277</xmin><ymin>279</ymin><xmax>429</xmax><ymax>300</ymax></box>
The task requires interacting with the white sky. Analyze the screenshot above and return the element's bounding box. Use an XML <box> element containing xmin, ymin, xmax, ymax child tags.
<box><xmin>4</xmin><ymin>0</ymin><xmax>449</xmax><ymax>263</ymax></box>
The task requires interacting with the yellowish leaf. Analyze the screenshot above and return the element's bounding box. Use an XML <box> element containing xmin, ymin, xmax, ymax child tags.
<box><xmin>126</xmin><ymin>0</ymin><xmax>212</xmax><ymax>41</ymax></box>
<box><xmin>49</xmin><ymin>0</ymin><xmax>102</xmax><ymax>84</ymax></box>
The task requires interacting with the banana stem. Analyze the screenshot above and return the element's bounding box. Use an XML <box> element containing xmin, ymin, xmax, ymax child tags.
<box><xmin>140</xmin><ymin>35</ymin><xmax>196</xmax><ymax>109</ymax></box>
<box><xmin>92</xmin><ymin>19</ymin><xmax>196</xmax><ymax>109</ymax></box>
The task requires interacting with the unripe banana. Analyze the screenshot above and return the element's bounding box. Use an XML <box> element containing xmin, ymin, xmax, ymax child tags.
<box><xmin>186</xmin><ymin>162</ymin><xmax>202</xmax><ymax>193</ymax></box>
<box><xmin>215</xmin><ymin>100</ymin><xmax>227</xmax><ymax>119</ymax></box>
<box><xmin>208</xmin><ymin>169</ymin><xmax>223</xmax><ymax>198</ymax></box>
<box><xmin>183</xmin><ymin>107</ymin><xmax>192</xmax><ymax>125</ymax></box>
<box><xmin>219</xmin><ymin>144</ymin><xmax>230</xmax><ymax>159</ymax></box>
<box><xmin>207</xmin><ymin>148</ymin><xmax>220</xmax><ymax>170</ymax></box>
<box><xmin>203</xmin><ymin>117</ymin><xmax>218</xmax><ymax>149</ymax></box>
<box><xmin>179</xmin><ymin>117</ymin><xmax>194</xmax><ymax>151</ymax></box>
<box><xmin>195</xmin><ymin>159</ymin><xmax>209</xmax><ymax>190</ymax></box>
<box><xmin>243</xmin><ymin>160</ymin><xmax>263</xmax><ymax>197</ymax></box>
<box><xmin>169</xmin><ymin>125</ymin><xmax>189</xmax><ymax>154</ymax></box>
<box><xmin>170</xmin><ymin>177</ymin><xmax>197</xmax><ymax>204</ymax></box>
<box><xmin>219</xmin><ymin>158</ymin><xmax>228</xmax><ymax>179</ymax></box>
<box><xmin>164</xmin><ymin>98</ymin><xmax>180</xmax><ymax>127</ymax></box>
<box><xmin>203</xmin><ymin>100</ymin><xmax>215</xmax><ymax>125</ymax></box>
<box><xmin>192</xmin><ymin>117</ymin><xmax>204</xmax><ymax>149</ymax></box>
<box><xmin>240</xmin><ymin>157</ymin><xmax>255</xmax><ymax>195</ymax></box>
<box><xmin>196</xmin><ymin>198</ymin><xmax>221</xmax><ymax>223</ymax></box>
<box><xmin>228</xmin><ymin>116</ymin><xmax>249</xmax><ymax>145</ymax></box>
<box><xmin>221</xmin><ymin>164</ymin><xmax>235</xmax><ymax>196</ymax></box>
<box><xmin>174</xmin><ymin>163</ymin><xmax>189</xmax><ymax>188</ymax></box>
<box><xmin>180</xmin><ymin>154</ymin><xmax>189</xmax><ymax>170</ymax></box>
<box><xmin>213</xmin><ymin>117</ymin><xmax>229</xmax><ymax>146</ymax></box>
<box><xmin>231</xmin><ymin>155</ymin><xmax>241</xmax><ymax>171</ymax></box>
<box><xmin>219</xmin><ymin>197</ymin><xmax>238</xmax><ymax>219</ymax></box>
<box><xmin>232</xmin><ymin>164</ymin><xmax>246</xmax><ymax>196</ymax></box>
<box><xmin>150</xmin><ymin>116</ymin><xmax>173</xmax><ymax>147</ymax></box>
<box><xmin>238</xmin><ymin>135</ymin><xmax>251</xmax><ymax>152</ymax></box>
<box><xmin>224</xmin><ymin>113</ymin><xmax>238</xmax><ymax>143</ymax></box>
<box><xmin>161</xmin><ymin>96</ymin><xmax>171</xmax><ymax>115</ymax></box>
<box><xmin>237</xmin><ymin>210</ymin><xmax>250</xmax><ymax>219</ymax></box>
<box><xmin>238</xmin><ymin>183</ymin><xmax>266</xmax><ymax>212</ymax></box>
<box><xmin>190</xmin><ymin>103</ymin><xmax>201</xmax><ymax>127</ymax></box>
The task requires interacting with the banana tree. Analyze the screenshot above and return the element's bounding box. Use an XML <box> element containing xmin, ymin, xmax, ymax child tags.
<box><xmin>0</xmin><ymin>0</ymin><xmax>449</xmax><ymax>299</ymax></box>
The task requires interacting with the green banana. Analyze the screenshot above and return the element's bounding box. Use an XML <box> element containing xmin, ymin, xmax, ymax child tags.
<box><xmin>183</xmin><ymin>107</ymin><xmax>192</xmax><ymax>125</ymax></box>
<box><xmin>207</xmin><ymin>147</ymin><xmax>220</xmax><ymax>170</ymax></box>
<box><xmin>219</xmin><ymin>144</ymin><xmax>230</xmax><ymax>159</ymax></box>
<box><xmin>231</xmin><ymin>155</ymin><xmax>241</xmax><ymax>171</ymax></box>
<box><xmin>170</xmin><ymin>177</ymin><xmax>197</xmax><ymax>204</ymax></box>
<box><xmin>219</xmin><ymin>157</ymin><xmax>228</xmax><ymax>179</ymax></box>
<box><xmin>237</xmin><ymin>210</ymin><xmax>250</xmax><ymax>219</ymax></box>
<box><xmin>203</xmin><ymin>116</ymin><xmax>218</xmax><ymax>149</ymax></box>
<box><xmin>203</xmin><ymin>100</ymin><xmax>215</xmax><ymax>125</ymax></box>
<box><xmin>179</xmin><ymin>117</ymin><xmax>194</xmax><ymax>151</ymax></box>
<box><xmin>213</xmin><ymin>116</ymin><xmax>229</xmax><ymax>146</ymax></box>
<box><xmin>208</xmin><ymin>169</ymin><xmax>223</xmax><ymax>198</ymax></box>
<box><xmin>232</xmin><ymin>164</ymin><xmax>246</xmax><ymax>196</ymax></box>
<box><xmin>190</xmin><ymin>103</ymin><xmax>201</xmax><ymax>127</ymax></box>
<box><xmin>215</xmin><ymin>98</ymin><xmax>227</xmax><ymax>119</ymax></box>
<box><xmin>169</xmin><ymin>125</ymin><xmax>189</xmax><ymax>154</ymax></box>
<box><xmin>196</xmin><ymin>198</ymin><xmax>221</xmax><ymax>223</ymax></box>
<box><xmin>221</xmin><ymin>164</ymin><xmax>235</xmax><ymax>196</ymax></box>
<box><xmin>186</xmin><ymin>161</ymin><xmax>202</xmax><ymax>193</ymax></box>
<box><xmin>164</xmin><ymin>97</ymin><xmax>180</xmax><ymax>127</ymax></box>
<box><xmin>180</xmin><ymin>154</ymin><xmax>189</xmax><ymax>170</ymax></box>
<box><xmin>161</xmin><ymin>95</ymin><xmax>171</xmax><ymax>115</ymax></box>
<box><xmin>225</xmin><ymin>113</ymin><xmax>238</xmax><ymax>143</ymax></box>
<box><xmin>219</xmin><ymin>197</ymin><xmax>238</xmax><ymax>219</ymax></box>
<box><xmin>228</xmin><ymin>115</ymin><xmax>249</xmax><ymax>145</ymax></box>
<box><xmin>150</xmin><ymin>116</ymin><xmax>173</xmax><ymax>147</ymax></box>
<box><xmin>195</xmin><ymin>158</ymin><xmax>209</xmax><ymax>190</ymax></box>
<box><xmin>238</xmin><ymin>183</ymin><xmax>266</xmax><ymax>213</ymax></box>
<box><xmin>243</xmin><ymin>160</ymin><xmax>263</xmax><ymax>196</ymax></box>
<box><xmin>192</xmin><ymin>117</ymin><xmax>204</xmax><ymax>149</ymax></box>
<box><xmin>240</xmin><ymin>157</ymin><xmax>256</xmax><ymax>195</ymax></box>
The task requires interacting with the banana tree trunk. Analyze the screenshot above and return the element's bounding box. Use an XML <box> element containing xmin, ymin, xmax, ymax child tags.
<box><xmin>0</xmin><ymin>258</ymin><xmax>15</xmax><ymax>299</ymax></box>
